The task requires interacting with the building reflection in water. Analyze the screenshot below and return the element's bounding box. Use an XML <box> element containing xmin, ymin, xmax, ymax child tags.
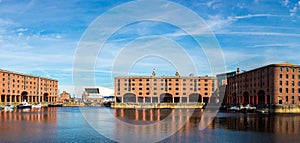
<box><xmin>112</xmin><ymin>109</ymin><xmax>300</xmax><ymax>142</ymax></box>
<box><xmin>0</xmin><ymin>108</ymin><xmax>58</xmax><ymax>141</ymax></box>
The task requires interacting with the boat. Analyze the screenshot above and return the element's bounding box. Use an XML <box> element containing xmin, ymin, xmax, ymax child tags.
<box><xmin>48</xmin><ymin>103</ymin><xmax>63</xmax><ymax>107</ymax></box>
<box><xmin>17</xmin><ymin>101</ymin><xmax>32</xmax><ymax>109</ymax></box>
<box><xmin>229</xmin><ymin>105</ymin><xmax>241</xmax><ymax>111</ymax></box>
<box><xmin>241</xmin><ymin>104</ymin><xmax>256</xmax><ymax>113</ymax></box>
<box><xmin>256</xmin><ymin>108</ymin><xmax>269</xmax><ymax>114</ymax></box>
<box><xmin>32</xmin><ymin>103</ymin><xmax>42</xmax><ymax>108</ymax></box>
<box><xmin>4</xmin><ymin>104</ymin><xmax>14</xmax><ymax>111</ymax></box>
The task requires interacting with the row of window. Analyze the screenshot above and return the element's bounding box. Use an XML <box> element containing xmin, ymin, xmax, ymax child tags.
<box><xmin>279</xmin><ymin>67</ymin><xmax>300</xmax><ymax>73</ymax></box>
<box><xmin>279</xmin><ymin>88</ymin><xmax>300</xmax><ymax>93</ymax></box>
<box><xmin>122</xmin><ymin>83</ymin><xmax>210</xmax><ymax>86</ymax></box>
<box><xmin>116</xmin><ymin>92</ymin><xmax>209</xmax><ymax>96</ymax></box>
<box><xmin>122</xmin><ymin>87</ymin><xmax>209</xmax><ymax>91</ymax></box>
<box><xmin>119</xmin><ymin>79</ymin><xmax>211</xmax><ymax>82</ymax></box>
<box><xmin>279</xmin><ymin>81</ymin><xmax>300</xmax><ymax>86</ymax></box>
<box><xmin>279</xmin><ymin>74</ymin><xmax>300</xmax><ymax>79</ymax></box>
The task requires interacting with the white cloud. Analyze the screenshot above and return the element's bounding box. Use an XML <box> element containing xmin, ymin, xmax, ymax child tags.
<box><xmin>16</xmin><ymin>28</ymin><xmax>28</xmax><ymax>32</ymax></box>
<box><xmin>56</xmin><ymin>35</ymin><xmax>62</xmax><ymax>39</ymax></box>
<box><xmin>282</xmin><ymin>0</ymin><xmax>289</xmax><ymax>7</ymax></box>
<box><xmin>235</xmin><ymin>14</ymin><xmax>285</xmax><ymax>19</ymax></box>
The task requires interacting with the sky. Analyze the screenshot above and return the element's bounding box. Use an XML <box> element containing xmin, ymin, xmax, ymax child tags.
<box><xmin>0</xmin><ymin>0</ymin><xmax>300</xmax><ymax>96</ymax></box>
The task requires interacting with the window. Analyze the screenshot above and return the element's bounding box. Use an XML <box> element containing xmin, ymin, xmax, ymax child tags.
<box><xmin>175</xmin><ymin>88</ymin><xmax>179</xmax><ymax>90</ymax></box>
<box><xmin>139</xmin><ymin>88</ymin><xmax>142</xmax><ymax>90</ymax></box>
<box><xmin>280</xmin><ymin>67</ymin><xmax>283</xmax><ymax>72</ymax></box>
<box><xmin>279</xmin><ymin>81</ymin><xmax>282</xmax><ymax>86</ymax></box>
<box><xmin>292</xmin><ymin>75</ymin><xmax>295</xmax><ymax>79</ymax></box>
<box><xmin>154</xmin><ymin>87</ymin><xmax>157</xmax><ymax>90</ymax></box>
<box><xmin>286</xmin><ymin>81</ymin><xmax>289</xmax><ymax>86</ymax></box>
<box><xmin>292</xmin><ymin>68</ymin><xmax>295</xmax><ymax>72</ymax></box>
<box><xmin>286</xmin><ymin>74</ymin><xmax>289</xmax><ymax>79</ymax></box>
<box><xmin>139</xmin><ymin>92</ymin><xmax>142</xmax><ymax>95</ymax></box>
<box><xmin>183</xmin><ymin>83</ymin><xmax>186</xmax><ymax>86</ymax></box>
<box><xmin>280</xmin><ymin>74</ymin><xmax>282</xmax><ymax>78</ymax></box>
<box><xmin>279</xmin><ymin>88</ymin><xmax>282</xmax><ymax>93</ymax></box>
<box><xmin>139</xmin><ymin>83</ymin><xmax>142</xmax><ymax>86</ymax></box>
<box><xmin>183</xmin><ymin>88</ymin><xmax>186</xmax><ymax>90</ymax></box>
<box><xmin>146</xmin><ymin>88</ymin><xmax>149</xmax><ymax>90</ymax></box>
<box><xmin>292</xmin><ymin>81</ymin><xmax>295</xmax><ymax>86</ymax></box>
<box><xmin>298</xmin><ymin>75</ymin><xmax>300</xmax><ymax>79</ymax></box>
<box><xmin>298</xmin><ymin>81</ymin><xmax>300</xmax><ymax>86</ymax></box>
<box><xmin>286</xmin><ymin>67</ymin><xmax>289</xmax><ymax>72</ymax></box>
<box><xmin>292</xmin><ymin>88</ymin><xmax>294</xmax><ymax>93</ymax></box>
<box><xmin>205</xmin><ymin>88</ymin><xmax>208</xmax><ymax>90</ymax></box>
<box><xmin>146</xmin><ymin>83</ymin><xmax>149</xmax><ymax>86</ymax></box>
<box><xmin>139</xmin><ymin>79</ymin><xmax>142</xmax><ymax>81</ymax></box>
<box><xmin>169</xmin><ymin>88</ymin><xmax>172</xmax><ymax>90</ymax></box>
<box><xmin>154</xmin><ymin>83</ymin><xmax>157</xmax><ymax>86</ymax></box>
<box><xmin>298</xmin><ymin>96</ymin><xmax>300</xmax><ymax>102</ymax></box>
<box><xmin>286</xmin><ymin>96</ymin><xmax>288</xmax><ymax>102</ymax></box>
<box><xmin>286</xmin><ymin>88</ymin><xmax>289</xmax><ymax>93</ymax></box>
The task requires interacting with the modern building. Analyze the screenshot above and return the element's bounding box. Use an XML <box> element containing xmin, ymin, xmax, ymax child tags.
<box><xmin>224</xmin><ymin>62</ymin><xmax>300</xmax><ymax>106</ymax></box>
<box><xmin>82</xmin><ymin>86</ymin><xmax>114</xmax><ymax>102</ymax></box>
<box><xmin>114</xmin><ymin>71</ymin><xmax>217</xmax><ymax>104</ymax></box>
<box><xmin>0</xmin><ymin>69</ymin><xmax>58</xmax><ymax>103</ymax></box>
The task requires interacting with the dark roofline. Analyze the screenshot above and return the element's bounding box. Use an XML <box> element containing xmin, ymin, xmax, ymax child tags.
<box><xmin>0</xmin><ymin>69</ymin><xmax>58</xmax><ymax>81</ymax></box>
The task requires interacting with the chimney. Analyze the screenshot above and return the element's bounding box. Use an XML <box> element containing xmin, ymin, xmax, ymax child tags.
<box><xmin>237</xmin><ymin>68</ymin><xmax>240</xmax><ymax>74</ymax></box>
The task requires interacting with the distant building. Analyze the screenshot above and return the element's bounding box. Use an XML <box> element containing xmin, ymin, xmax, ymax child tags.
<box><xmin>114</xmin><ymin>71</ymin><xmax>217</xmax><ymax>104</ymax></box>
<box><xmin>224</xmin><ymin>62</ymin><xmax>300</xmax><ymax>105</ymax></box>
<box><xmin>82</xmin><ymin>86</ymin><xmax>114</xmax><ymax>102</ymax></box>
<box><xmin>59</xmin><ymin>91</ymin><xmax>72</xmax><ymax>103</ymax></box>
<box><xmin>0</xmin><ymin>69</ymin><xmax>58</xmax><ymax>103</ymax></box>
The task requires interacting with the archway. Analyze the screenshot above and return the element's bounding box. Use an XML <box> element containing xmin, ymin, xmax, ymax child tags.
<box><xmin>21</xmin><ymin>91</ymin><xmax>28</xmax><ymax>102</ymax></box>
<box><xmin>160</xmin><ymin>93</ymin><xmax>173</xmax><ymax>103</ymax></box>
<box><xmin>123</xmin><ymin>93</ymin><xmax>136</xmax><ymax>102</ymax></box>
<box><xmin>189</xmin><ymin>93</ymin><xmax>202</xmax><ymax>102</ymax></box>
<box><xmin>258</xmin><ymin>90</ymin><xmax>265</xmax><ymax>104</ymax></box>
<box><xmin>232</xmin><ymin>93</ymin><xmax>237</xmax><ymax>104</ymax></box>
<box><xmin>44</xmin><ymin>93</ymin><xmax>49</xmax><ymax>102</ymax></box>
<box><xmin>243</xmin><ymin>91</ymin><xmax>249</xmax><ymax>105</ymax></box>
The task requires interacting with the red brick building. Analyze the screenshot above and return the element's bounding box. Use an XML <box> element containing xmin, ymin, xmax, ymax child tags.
<box><xmin>0</xmin><ymin>69</ymin><xmax>58</xmax><ymax>103</ymax></box>
<box><xmin>224</xmin><ymin>62</ymin><xmax>300</xmax><ymax>106</ymax></box>
<box><xmin>114</xmin><ymin>71</ymin><xmax>217</xmax><ymax>104</ymax></box>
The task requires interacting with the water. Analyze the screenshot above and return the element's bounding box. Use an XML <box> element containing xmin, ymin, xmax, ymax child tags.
<box><xmin>1</xmin><ymin>107</ymin><xmax>299</xmax><ymax>143</ymax></box>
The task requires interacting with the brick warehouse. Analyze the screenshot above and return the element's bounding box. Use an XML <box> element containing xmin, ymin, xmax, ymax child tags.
<box><xmin>0</xmin><ymin>69</ymin><xmax>58</xmax><ymax>103</ymax></box>
<box><xmin>114</xmin><ymin>71</ymin><xmax>217</xmax><ymax>104</ymax></box>
<box><xmin>224</xmin><ymin>62</ymin><xmax>300</xmax><ymax>106</ymax></box>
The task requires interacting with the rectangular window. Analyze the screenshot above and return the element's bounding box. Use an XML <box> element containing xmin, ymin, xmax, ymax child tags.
<box><xmin>286</xmin><ymin>96</ymin><xmax>288</xmax><ymax>102</ymax></box>
<box><xmin>280</xmin><ymin>67</ymin><xmax>283</xmax><ymax>72</ymax></box>
<box><xmin>298</xmin><ymin>96</ymin><xmax>300</xmax><ymax>102</ymax></box>
<box><xmin>280</xmin><ymin>74</ymin><xmax>282</xmax><ymax>78</ymax></box>
<box><xmin>292</xmin><ymin>75</ymin><xmax>295</xmax><ymax>79</ymax></box>
<box><xmin>286</xmin><ymin>81</ymin><xmax>289</xmax><ymax>86</ymax></box>
<box><xmin>292</xmin><ymin>88</ymin><xmax>294</xmax><ymax>93</ymax></box>
<box><xmin>286</xmin><ymin>67</ymin><xmax>289</xmax><ymax>72</ymax></box>
<box><xmin>292</xmin><ymin>81</ymin><xmax>295</xmax><ymax>86</ymax></box>
<box><xmin>286</xmin><ymin>88</ymin><xmax>289</xmax><ymax>93</ymax></box>
<box><xmin>286</xmin><ymin>74</ymin><xmax>289</xmax><ymax>79</ymax></box>
<box><xmin>279</xmin><ymin>81</ymin><xmax>282</xmax><ymax>86</ymax></box>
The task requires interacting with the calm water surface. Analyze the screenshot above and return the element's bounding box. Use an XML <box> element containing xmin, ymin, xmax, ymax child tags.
<box><xmin>1</xmin><ymin>107</ymin><xmax>299</xmax><ymax>143</ymax></box>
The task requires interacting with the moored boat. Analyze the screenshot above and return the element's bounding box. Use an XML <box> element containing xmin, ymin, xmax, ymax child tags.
<box><xmin>32</xmin><ymin>103</ymin><xmax>42</xmax><ymax>108</ymax></box>
<box><xmin>4</xmin><ymin>104</ymin><xmax>15</xmax><ymax>111</ymax></box>
<box><xmin>17</xmin><ymin>101</ymin><xmax>32</xmax><ymax>109</ymax></box>
<box><xmin>48</xmin><ymin>103</ymin><xmax>63</xmax><ymax>107</ymax></box>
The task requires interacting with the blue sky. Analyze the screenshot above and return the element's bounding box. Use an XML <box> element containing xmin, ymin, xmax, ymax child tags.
<box><xmin>1</xmin><ymin>0</ymin><xmax>300</xmax><ymax>95</ymax></box>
